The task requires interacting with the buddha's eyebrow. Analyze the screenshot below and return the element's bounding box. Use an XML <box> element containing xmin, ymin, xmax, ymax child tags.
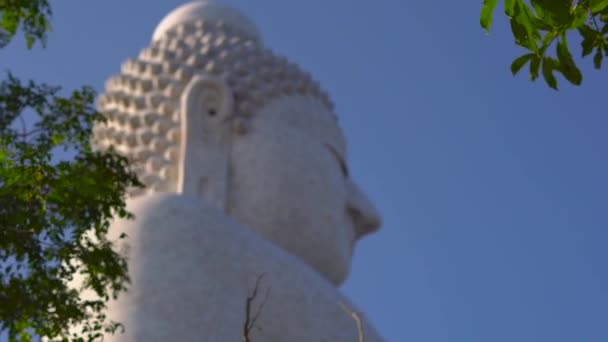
<box><xmin>324</xmin><ymin>143</ymin><xmax>349</xmax><ymax>178</ymax></box>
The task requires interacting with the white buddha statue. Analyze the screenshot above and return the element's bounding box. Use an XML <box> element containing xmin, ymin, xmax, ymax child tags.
<box><xmin>92</xmin><ymin>2</ymin><xmax>383</xmax><ymax>341</ymax></box>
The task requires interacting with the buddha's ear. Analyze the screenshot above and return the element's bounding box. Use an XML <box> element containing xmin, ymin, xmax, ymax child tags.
<box><xmin>178</xmin><ymin>75</ymin><xmax>235</xmax><ymax>210</ymax></box>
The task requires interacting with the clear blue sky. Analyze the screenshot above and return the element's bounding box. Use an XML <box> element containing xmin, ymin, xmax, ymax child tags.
<box><xmin>2</xmin><ymin>1</ymin><xmax>607</xmax><ymax>341</ymax></box>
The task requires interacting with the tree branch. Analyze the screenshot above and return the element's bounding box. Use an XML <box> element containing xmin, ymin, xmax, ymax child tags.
<box><xmin>243</xmin><ymin>273</ymin><xmax>270</xmax><ymax>342</ymax></box>
<box><xmin>339</xmin><ymin>302</ymin><xmax>365</xmax><ymax>342</ymax></box>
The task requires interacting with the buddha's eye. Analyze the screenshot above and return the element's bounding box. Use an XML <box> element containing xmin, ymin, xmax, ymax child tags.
<box><xmin>325</xmin><ymin>144</ymin><xmax>349</xmax><ymax>178</ymax></box>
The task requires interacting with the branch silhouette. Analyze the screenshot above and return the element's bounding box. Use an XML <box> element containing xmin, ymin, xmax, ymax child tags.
<box><xmin>243</xmin><ymin>273</ymin><xmax>271</xmax><ymax>342</ymax></box>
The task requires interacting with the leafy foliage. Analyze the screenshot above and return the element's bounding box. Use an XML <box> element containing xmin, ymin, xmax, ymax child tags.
<box><xmin>480</xmin><ymin>0</ymin><xmax>608</xmax><ymax>89</ymax></box>
<box><xmin>0</xmin><ymin>74</ymin><xmax>142</xmax><ymax>341</ymax></box>
<box><xmin>0</xmin><ymin>0</ymin><xmax>52</xmax><ymax>48</ymax></box>
<box><xmin>1</xmin><ymin>1</ymin><xmax>143</xmax><ymax>341</ymax></box>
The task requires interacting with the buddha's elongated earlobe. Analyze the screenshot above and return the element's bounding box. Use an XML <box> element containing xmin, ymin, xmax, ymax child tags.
<box><xmin>178</xmin><ymin>75</ymin><xmax>234</xmax><ymax>210</ymax></box>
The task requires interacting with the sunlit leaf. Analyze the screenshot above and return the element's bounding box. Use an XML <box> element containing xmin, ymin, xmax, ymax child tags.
<box><xmin>1</xmin><ymin>10</ymin><xmax>19</xmax><ymax>34</ymax></box>
<box><xmin>541</xmin><ymin>30</ymin><xmax>557</xmax><ymax>49</ymax></box>
<box><xmin>52</xmin><ymin>133</ymin><xmax>64</xmax><ymax>145</ymax></box>
<box><xmin>591</xmin><ymin>0</ymin><xmax>608</xmax><ymax>14</ymax></box>
<box><xmin>530</xmin><ymin>0</ymin><xmax>545</xmax><ymax>18</ymax></box>
<box><xmin>481</xmin><ymin>0</ymin><xmax>499</xmax><ymax>33</ymax></box>
<box><xmin>512</xmin><ymin>2</ymin><xmax>541</xmax><ymax>51</ymax></box>
<box><xmin>504</xmin><ymin>0</ymin><xmax>517</xmax><ymax>17</ymax></box>
<box><xmin>0</xmin><ymin>0</ymin><xmax>52</xmax><ymax>48</ymax></box>
<box><xmin>19</xmin><ymin>332</ymin><xmax>32</xmax><ymax>342</ymax></box>
<box><xmin>570</xmin><ymin>4</ymin><xmax>589</xmax><ymax>29</ymax></box>
<box><xmin>511</xmin><ymin>5</ymin><xmax>540</xmax><ymax>52</ymax></box>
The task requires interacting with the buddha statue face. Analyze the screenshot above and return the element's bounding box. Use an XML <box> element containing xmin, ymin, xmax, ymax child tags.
<box><xmin>228</xmin><ymin>95</ymin><xmax>381</xmax><ymax>285</ymax></box>
<box><xmin>93</xmin><ymin>1</ymin><xmax>381</xmax><ymax>285</ymax></box>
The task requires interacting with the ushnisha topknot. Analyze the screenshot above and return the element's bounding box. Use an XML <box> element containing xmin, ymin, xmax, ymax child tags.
<box><xmin>152</xmin><ymin>1</ymin><xmax>261</xmax><ymax>43</ymax></box>
<box><xmin>93</xmin><ymin>1</ymin><xmax>335</xmax><ymax>196</ymax></box>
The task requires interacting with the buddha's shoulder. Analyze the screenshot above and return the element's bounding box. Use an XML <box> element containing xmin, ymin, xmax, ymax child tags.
<box><xmin>107</xmin><ymin>193</ymin><xmax>385</xmax><ymax>341</ymax></box>
<box><xmin>119</xmin><ymin>193</ymin><xmax>264</xmax><ymax>243</ymax></box>
<box><xmin>113</xmin><ymin>193</ymin><xmax>325</xmax><ymax>284</ymax></box>
<box><xmin>123</xmin><ymin>192</ymin><xmax>232</xmax><ymax>228</ymax></box>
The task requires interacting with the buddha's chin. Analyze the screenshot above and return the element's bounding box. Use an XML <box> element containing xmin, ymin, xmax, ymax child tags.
<box><xmin>310</xmin><ymin>248</ymin><xmax>352</xmax><ymax>287</ymax></box>
<box><xmin>312</xmin><ymin>232</ymin><xmax>355</xmax><ymax>286</ymax></box>
<box><xmin>326</xmin><ymin>263</ymin><xmax>351</xmax><ymax>287</ymax></box>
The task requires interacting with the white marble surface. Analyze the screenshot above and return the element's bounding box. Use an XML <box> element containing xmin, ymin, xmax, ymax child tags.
<box><xmin>103</xmin><ymin>193</ymin><xmax>384</xmax><ymax>341</ymax></box>
<box><xmin>92</xmin><ymin>2</ymin><xmax>384</xmax><ymax>340</ymax></box>
<box><xmin>152</xmin><ymin>1</ymin><xmax>261</xmax><ymax>42</ymax></box>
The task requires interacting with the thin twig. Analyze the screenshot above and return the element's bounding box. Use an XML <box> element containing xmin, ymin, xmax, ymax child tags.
<box><xmin>18</xmin><ymin>114</ymin><xmax>27</xmax><ymax>143</ymax></box>
<box><xmin>339</xmin><ymin>302</ymin><xmax>364</xmax><ymax>342</ymax></box>
<box><xmin>16</xmin><ymin>128</ymin><xmax>44</xmax><ymax>140</ymax></box>
<box><xmin>249</xmin><ymin>285</ymin><xmax>271</xmax><ymax>332</ymax></box>
<box><xmin>243</xmin><ymin>273</ymin><xmax>270</xmax><ymax>342</ymax></box>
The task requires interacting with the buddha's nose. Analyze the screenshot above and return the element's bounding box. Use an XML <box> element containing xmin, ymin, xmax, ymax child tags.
<box><xmin>346</xmin><ymin>180</ymin><xmax>382</xmax><ymax>239</ymax></box>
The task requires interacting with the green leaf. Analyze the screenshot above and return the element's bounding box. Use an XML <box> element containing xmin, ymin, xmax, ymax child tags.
<box><xmin>19</xmin><ymin>332</ymin><xmax>32</xmax><ymax>342</ymax></box>
<box><xmin>505</xmin><ymin>0</ymin><xmax>517</xmax><ymax>17</ymax></box>
<box><xmin>512</xmin><ymin>2</ymin><xmax>541</xmax><ymax>51</ymax></box>
<box><xmin>481</xmin><ymin>0</ymin><xmax>499</xmax><ymax>33</ymax></box>
<box><xmin>531</xmin><ymin>0</ymin><xmax>573</xmax><ymax>25</ymax></box>
<box><xmin>26</xmin><ymin>36</ymin><xmax>34</xmax><ymax>49</ymax></box>
<box><xmin>511</xmin><ymin>53</ymin><xmax>535</xmax><ymax>75</ymax></box>
<box><xmin>542</xmin><ymin>57</ymin><xmax>558</xmax><ymax>90</ymax></box>
<box><xmin>541</xmin><ymin>30</ymin><xmax>557</xmax><ymax>49</ymax></box>
<box><xmin>556</xmin><ymin>38</ymin><xmax>583</xmax><ymax>85</ymax></box>
<box><xmin>530</xmin><ymin>55</ymin><xmax>541</xmax><ymax>80</ymax></box>
<box><xmin>52</xmin><ymin>133</ymin><xmax>64</xmax><ymax>145</ymax></box>
<box><xmin>511</xmin><ymin>14</ymin><xmax>540</xmax><ymax>51</ymax></box>
<box><xmin>570</xmin><ymin>4</ymin><xmax>589</xmax><ymax>29</ymax></box>
<box><xmin>0</xmin><ymin>73</ymin><xmax>142</xmax><ymax>340</ymax></box>
<box><xmin>1</xmin><ymin>10</ymin><xmax>19</xmax><ymax>34</ymax></box>
<box><xmin>530</xmin><ymin>0</ymin><xmax>545</xmax><ymax>18</ymax></box>
<box><xmin>556</xmin><ymin>37</ymin><xmax>572</xmax><ymax>64</ymax></box>
<box><xmin>531</xmin><ymin>16</ymin><xmax>554</xmax><ymax>31</ymax></box>
<box><xmin>591</xmin><ymin>0</ymin><xmax>608</xmax><ymax>14</ymax></box>
<box><xmin>578</xmin><ymin>24</ymin><xmax>596</xmax><ymax>40</ymax></box>
<box><xmin>594</xmin><ymin>49</ymin><xmax>604</xmax><ymax>68</ymax></box>
<box><xmin>581</xmin><ymin>38</ymin><xmax>595</xmax><ymax>56</ymax></box>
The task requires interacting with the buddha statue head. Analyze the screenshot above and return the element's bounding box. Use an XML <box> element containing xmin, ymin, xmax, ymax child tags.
<box><xmin>93</xmin><ymin>1</ymin><xmax>381</xmax><ymax>286</ymax></box>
